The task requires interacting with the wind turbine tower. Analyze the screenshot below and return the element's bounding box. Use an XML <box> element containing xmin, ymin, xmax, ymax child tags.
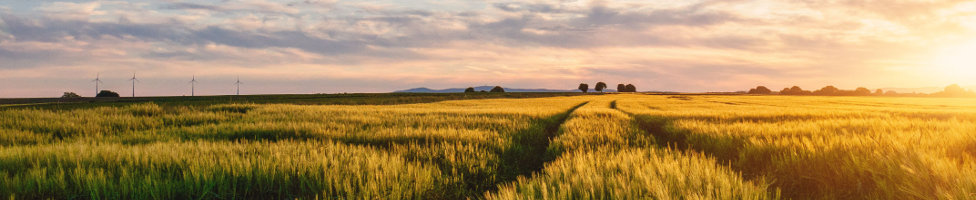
<box><xmin>190</xmin><ymin>75</ymin><xmax>197</xmax><ymax>96</ymax></box>
<box><xmin>234</xmin><ymin>76</ymin><xmax>242</xmax><ymax>95</ymax></box>
<box><xmin>129</xmin><ymin>73</ymin><xmax>139</xmax><ymax>97</ymax></box>
<box><xmin>92</xmin><ymin>73</ymin><xmax>103</xmax><ymax>96</ymax></box>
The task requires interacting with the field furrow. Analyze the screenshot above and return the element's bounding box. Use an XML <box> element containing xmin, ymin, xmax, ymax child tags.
<box><xmin>488</xmin><ymin>96</ymin><xmax>773</xmax><ymax>199</ymax></box>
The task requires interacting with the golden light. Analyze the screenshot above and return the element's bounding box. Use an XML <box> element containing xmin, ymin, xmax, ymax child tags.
<box><xmin>933</xmin><ymin>40</ymin><xmax>976</xmax><ymax>82</ymax></box>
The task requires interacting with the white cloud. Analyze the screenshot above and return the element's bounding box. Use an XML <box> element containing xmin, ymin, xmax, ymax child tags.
<box><xmin>35</xmin><ymin>2</ymin><xmax>103</xmax><ymax>20</ymax></box>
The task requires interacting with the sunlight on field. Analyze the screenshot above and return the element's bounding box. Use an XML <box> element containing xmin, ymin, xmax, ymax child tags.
<box><xmin>2</xmin><ymin>94</ymin><xmax>976</xmax><ymax>199</ymax></box>
<box><xmin>619</xmin><ymin>95</ymin><xmax>976</xmax><ymax>199</ymax></box>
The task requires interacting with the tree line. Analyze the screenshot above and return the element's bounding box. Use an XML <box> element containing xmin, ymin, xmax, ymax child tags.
<box><xmin>61</xmin><ymin>90</ymin><xmax>120</xmax><ymax>98</ymax></box>
<box><xmin>464</xmin><ymin>86</ymin><xmax>506</xmax><ymax>93</ymax></box>
<box><xmin>746</xmin><ymin>84</ymin><xmax>976</xmax><ymax>97</ymax></box>
<box><xmin>578</xmin><ymin>82</ymin><xmax>637</xmax><ymax>93</ymax></box>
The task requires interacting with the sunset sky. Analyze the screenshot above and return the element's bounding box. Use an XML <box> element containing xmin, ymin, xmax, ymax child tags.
<box><xmin>1</xmin><ymin>0</ymin><xmax>975</xmax><ymax>97</ymax></box>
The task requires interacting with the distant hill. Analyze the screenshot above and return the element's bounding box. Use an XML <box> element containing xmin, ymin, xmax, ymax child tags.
<box><xmin>395</xmin><ymin>86</ymin><xmax>614</xmax><ymax>93</ymax></box>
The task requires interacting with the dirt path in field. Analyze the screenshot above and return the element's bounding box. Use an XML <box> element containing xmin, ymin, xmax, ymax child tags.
<box><xmin>491</xmin><ymin>101</ymin><xmax>589</xmax><ymax>192</ymax></box>
<box><xmin>610</xmin><ymin>100</ymin><xmax>692</xmax><ymax>151</ymax></box>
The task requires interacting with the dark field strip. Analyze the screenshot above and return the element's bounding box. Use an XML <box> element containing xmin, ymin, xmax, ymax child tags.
<box><xmin>494</xmin><ymin>101</ymin><xmax>589</xmax><ymax>188</ymax></box>
<box><xmin>488</xmin><ymin>97</ymin><xmax>773</xmax><ymax>199</ymax></box>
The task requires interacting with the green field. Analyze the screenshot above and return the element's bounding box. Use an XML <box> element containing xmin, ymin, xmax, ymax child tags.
<box><xmin>2</xmin><ymin>93</ymin><xmax>975</xmax><ymax>199</ymax></box>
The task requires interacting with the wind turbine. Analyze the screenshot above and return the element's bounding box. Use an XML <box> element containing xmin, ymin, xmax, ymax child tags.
<box><xmin>92</xmin><ymin>73</ymin><xmax>103</xmax><ymax>96</ymax></box>
<box><xmin>129</xmin><ymin>73</ymin><xmax>139</xmax><ymax>97</ymax></box>
<box><xmin>190</xmin><ymin>75</ymin><xmax>197</xmax><ymax>96</ymax></box>
<box><xmin>234</xmin><ymin>76</ymin><xmax>242</xmax><ymax>95</ymax></box>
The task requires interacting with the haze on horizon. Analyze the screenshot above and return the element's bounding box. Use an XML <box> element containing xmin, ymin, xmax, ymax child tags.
<box><xmin>1</xmin><ymin>0</ymin><xmax>975</xmax><ymax>98</ymax></box>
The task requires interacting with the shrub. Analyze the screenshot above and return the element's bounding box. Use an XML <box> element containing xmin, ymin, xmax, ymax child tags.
<box><xmin>61</xmin><ymin>92</ymin><xmax>81</xmax><ymax>98</ymax></box>
<box><xmin>490</xmin><ymin>86</ymin><xmax>505</xmax><ymax>93</ymax></box>
<box><xmin>748</xmin><ymin>86</ymin><xmax>772</xmax><ymax>94</ymax></box>
<box><xmin>96</xmin><ymin>90</ymin><xmax>120</xmax><ymax>98</ymax></box>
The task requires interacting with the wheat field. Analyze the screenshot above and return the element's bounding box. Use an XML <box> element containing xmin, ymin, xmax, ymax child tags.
<box><xmin>2</xmin><ymin>94</ymin><xmax>975</xmax><ymax>199</ymax></box>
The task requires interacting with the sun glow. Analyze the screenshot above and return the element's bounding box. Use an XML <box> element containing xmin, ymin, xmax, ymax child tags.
<box><xmin>933</xmin><ymin>40</ymin><xmax>976</xmax><ymax>82</ymax></box>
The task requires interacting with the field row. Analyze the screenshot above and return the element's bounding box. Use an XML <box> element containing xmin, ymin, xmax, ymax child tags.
<box><xmin>3</xmin><ymin>95</ymin><xmax>976</xmax><ymax>199</ymax></box>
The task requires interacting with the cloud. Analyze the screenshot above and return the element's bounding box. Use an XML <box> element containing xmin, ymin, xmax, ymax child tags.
<box><xmin>2</xmin><ymin>0</ymin><xmax>976</xmax><ymax>97</ymax></box>
<box><xmin>160</xmin><ymin>2</ymin><xmax>221</xmax><ymax>11</ymax></box>
<box><xmin>35</xmin><ymin>1</ymin><xmax>102</xmax><ymax>20</ymax></box>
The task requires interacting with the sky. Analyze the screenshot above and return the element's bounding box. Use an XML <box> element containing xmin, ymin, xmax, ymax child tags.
<box><xmin>1</xmin><ymin>0</ymin><xmax>975</xmax><ymax>97</ymax></box>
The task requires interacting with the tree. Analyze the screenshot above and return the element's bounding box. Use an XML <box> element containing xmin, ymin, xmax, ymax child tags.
<box><xmin>939</xmin><ymin>84</ymin><xmax>972</xmax><ymax>97</ymax></box>
<box><xmin>464</xmin><ymin>87</ymin><xmax>476</xmax><ymax>93</ymax></box>
<box><xmin>490</xmin><ymin>86</ymin><xmax>505</xmax><ymax>93</ymax></box>
<box><xmin>854</xmin><ymin>87</ymin><xmax>871</xmax><ymax>96</ymax></box>
<box><xmin>594</xmin><ymin>82</ymin><xmax>607</xmax><ymax>92</ymax></box>
<box><xmin>780</xmin><ymin>86</ymin><xmax>811</xmax><ymax>95</ymax></box>
<box><xmin>748</xmin><ymin>86</ymin><xmax>772</xmax><ymax>94</ymax></box>
<box><xmin>814</xmin><ymin>86</ymin><xmax>839</xmax><ymax>96</ymax></box>
<box><xmin>625</xmin><ymin>84</ymin><xmax>636</xmax><ymax>92</ymax></box>
<box><xmin>96</xmin><ymin>90</ymin><xmax>120</xmax><ymax>98</ymax></box>
<box><xmin>791</xmin><ymin>86</ymin><xmax>806</xmax><ymax>95</ymax></box>
<box><xmin>617</xmin><ymin>84</ymin><xmax>626</xmax><ymax>92</ymax></box>
<box><xmin>797</xmin><ymin>87</ymin><xmax>812</xmax><ymax>95</ymax></box>
<box><xmin>61</xmin><ymin>92</ymin><xmax>81</xmax><ymax>98</ymax></box>
<box><xmin>790</xmin><ymin>86</ymin><xmax>802</xmax><ymax>93</ymax></box>
<box><xmin>578</xmin><ymin>83</ymin><xmax>589</xmax><ymax>93</ymax></box>
<box><xmin>779</xmin><ymin>88</ymin><xmax>791</xmax><ymax>95</ymax></box>
<box><xmin>874</xmin><ymin>89</ymin><xmax>884</xmax><ymax>96</ymax></box>
<box><xmin>756</xmin><ymin>86</ymin><xmax>771</xmax><ymax>94</ymax></box>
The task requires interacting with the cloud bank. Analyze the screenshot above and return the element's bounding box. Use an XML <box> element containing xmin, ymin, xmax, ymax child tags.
<box><xmin>1</xmin><ymin>0</ymin><xmax>975</xmax><ymax>97</ymax></box>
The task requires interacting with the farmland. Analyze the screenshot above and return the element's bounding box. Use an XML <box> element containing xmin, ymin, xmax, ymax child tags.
<box><xmin>2</xmin><ymin>94</ymin><xmax>976</xmax><ymax>199</ymax></box>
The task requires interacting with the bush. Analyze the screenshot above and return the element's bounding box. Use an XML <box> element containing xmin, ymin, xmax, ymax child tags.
<box><xmin>813</xmin><ymin>86</ymin><xmax>839</xmax><ymax>96</ymax></box>
<box><xmin>625</xmin><ymin>84</ymin><xmax>637</xmax><ymax>92</ymax></box>
<box><xmin>464</xmin><ymin>87</ymin><xmax>476</xmax><ymax>93</ymax></box>
<box><xmin>490</xmin><ymin>86</ymin><xmax>505</xmax><ymax>93</ymax></box>
<box><xmin>854</xmin><ymin>87</ymin><xmax>871</xmax><ymax>96</ymax></box>
<box><xmin>61</xmin><ymin>92</ymin><xmax>81</xmax><ymax>98</ymax></box>
<box><xmin>96</xmin><ymin>90</ymin><xmax>120</xmax><ymax>98</ymax></box>
<box><xmin>936</xmin><ymin>84</ymin><xmax>974</xmax><ymax>97</ymax></box>
<box><xmin>780</xmin><ymin>86</ymin><xmax>810</xmax><ymax>95</ymax></box>
<box><xmin>748</xmin><ymin>86</ymin><xmax>772</xmax><ymax>94</ymax></box>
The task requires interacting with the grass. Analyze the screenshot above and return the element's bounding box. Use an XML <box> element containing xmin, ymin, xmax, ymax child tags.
<box><xmin>0</xmin><ymin>95</ymin><xmax>590</xmax><ymax>199</ymax></box>
<box><xmin>619</xmin><ymin>95</ymin><xmax>976</xmax><ymax>199</ymax></box>
<box><xmin>490</xmin><ymin>96</ymin><xmax>773</xmax><ymax>199</ymax></box>
<box><xmin>1</xmin><ymin>140</ymin><xmax>442</xmax><ymax>199</ymax></box>
<box><xmin>2</xmin><ymin>93</ymin><xmax>975</xmax><ymax>199</ymax></box>
<box><xmin>488</xmin><ymin>148</ymin><xmax>773</xmax><ymax>200</ymax></box>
